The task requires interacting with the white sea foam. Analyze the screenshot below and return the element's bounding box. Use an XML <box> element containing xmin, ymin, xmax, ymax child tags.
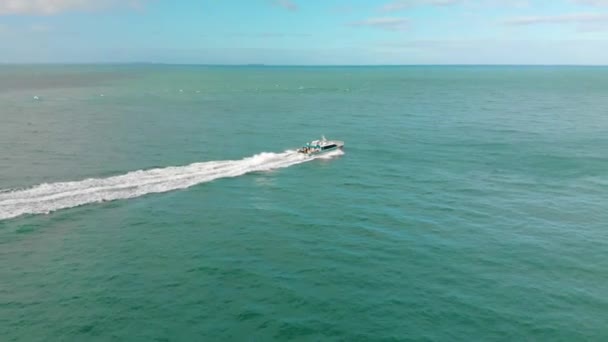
<box><xmin>0</xmin><ymin>149</ymin><xmax>344</xmax><ymax>220</ymax></box>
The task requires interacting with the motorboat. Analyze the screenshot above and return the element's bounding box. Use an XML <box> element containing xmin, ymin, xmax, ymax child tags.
<box><xmin>297</xmin><ymin>136</ymin><xmax>344</xmax><ymax>155</ymax></box>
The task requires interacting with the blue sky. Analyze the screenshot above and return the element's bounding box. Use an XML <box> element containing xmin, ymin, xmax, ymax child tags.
<box><xmin>1</xmin><ymin>0</ymin><xmax>607</xmax><ymax>64</ymax></box>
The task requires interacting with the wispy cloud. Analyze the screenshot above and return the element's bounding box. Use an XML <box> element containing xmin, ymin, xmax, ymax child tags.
<box><xmin>229</xmin><ymin>32</ymin><xmax>311</xmax><ymax>38</ymax></box>
<box><xmin>381</xmin><ymin>0</ymin><xmax>460</xmax><ymax>12</ymax></box>
<box><xmin>380</xmin><ymin>0</ymin><xmax>528</xmax><ymax>12</ymax></box>
<box><xmin>350</xmin><ymin>17</ymin><xmax>410</xmax><ymax>31</ymax></box>
<box><xmin>272</xmin><ymin>0</ymin><xmax>298</xmax><ymax>11</ymax></box>
<box><xmin>571</xmin><ymin>0</ymin><xmax>608</xmax><ymax>6</ymax></box>
<box><xmin>486</xmin><ymin>0</ymin><xmax>529</xmax><ymax>7</ymax></box>
<box><xmin>0</xmin><ymin>0</ymin><xmax>147</xmax><ymax>15</ymax></box>
<box><xmin>504</xmin><ymin>13</ymin><xmax>608</xmax><ymax>25</ymax></box>
<box><xmin>373</xmin><ymin>38</ymin><xmax>608</xmax><ymax>65</ymax></box>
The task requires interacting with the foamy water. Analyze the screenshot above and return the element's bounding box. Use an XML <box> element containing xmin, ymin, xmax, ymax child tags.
<box><xmin>0</xmin><ymin>149</ymin><xmax>343</xmax><ymax>220</ymax></box>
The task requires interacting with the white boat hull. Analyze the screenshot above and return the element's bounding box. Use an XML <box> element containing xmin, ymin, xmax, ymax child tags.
<box><xmin>297</xmin><ymin>137</ymin><xmax>344</xmax><ymax>155</ymax></box>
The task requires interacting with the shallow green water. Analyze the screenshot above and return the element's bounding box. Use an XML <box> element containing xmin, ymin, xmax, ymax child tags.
<box><xmin>1</xmin><ymin>65</ymin><xmax>607</xmax><ymax>341</ymax></box>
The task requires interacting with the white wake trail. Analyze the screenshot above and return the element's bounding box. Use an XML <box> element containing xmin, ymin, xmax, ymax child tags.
<box><xmin>0</xmin><ymin>149</ymin><xmax>344</xmax><ymax>220</ymax></box>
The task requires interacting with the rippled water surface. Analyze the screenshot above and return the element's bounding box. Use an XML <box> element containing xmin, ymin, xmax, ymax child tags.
<box><xmin>1</xmin><ymin>65</ymin><xmax>607</xmax><ymax>341</ymax></box>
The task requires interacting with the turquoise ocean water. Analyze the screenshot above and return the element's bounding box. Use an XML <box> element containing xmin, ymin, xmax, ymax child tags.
<box><xmin>1</xmin><ymin>65</ymin><xmax>607</xmax><ymax>341</ymax></box>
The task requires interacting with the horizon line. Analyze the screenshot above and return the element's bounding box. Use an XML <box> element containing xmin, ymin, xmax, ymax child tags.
<box><xmin>1</xmin><ymin>62</ymin><xmax>608</xmax><ymax>67</ymax></box>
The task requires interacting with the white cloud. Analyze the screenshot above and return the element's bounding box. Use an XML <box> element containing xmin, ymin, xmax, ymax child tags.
<box><xmin>380</xmin><ymin>0</ymin><xmax>528</xmax><ymax>12</ymax></box>
<box><xmin>571</xmin><ymin>0</ymin><xmax>608</xmax><ymax>6</ymax></box>
<box><xmin>381</xmin><ymin>0</ymin><xmax>460</xmax><ymax>12</ymax></box>
<box><xmin>0</xmin><ymin>0</ymin><xmax>147</xmax><ymax>15</ymax></box>
<box><xmin>504</xmin><ymin>12</ymin><xmax>608</xmax><ymax>25</ymax></box>
<box><xmin>272</xmin><ymin>0</ymin><xmax>298</xmax><ymax>11</ymax></box>
<box><xmin>350</xmin><ymin>17</ymin><xmax>410</xmax><ymax>31</ymax></box>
